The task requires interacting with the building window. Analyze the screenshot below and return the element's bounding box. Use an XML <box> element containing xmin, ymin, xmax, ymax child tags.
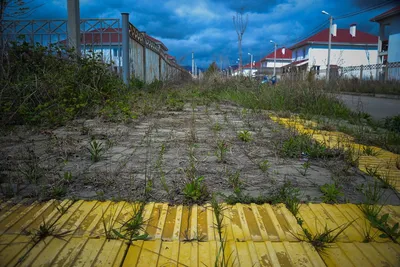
<box><xmin>113</xmin><ymin>48</ymin><xmax>119</xmax><ymax>57</ymax></box>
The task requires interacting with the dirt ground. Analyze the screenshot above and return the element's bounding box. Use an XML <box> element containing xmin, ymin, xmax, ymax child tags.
<box><xmin>1</xmin><ymin>103</ymin><xmax>399</xmax><ymax>205</ymax></box>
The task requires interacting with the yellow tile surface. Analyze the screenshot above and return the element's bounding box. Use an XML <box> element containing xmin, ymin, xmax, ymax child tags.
<box><xmin>0</xmin><ymin>200</ymin><xmax>399</xmax><ymax>266</ymax></box>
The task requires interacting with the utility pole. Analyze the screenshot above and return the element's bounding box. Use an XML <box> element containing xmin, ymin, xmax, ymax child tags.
<box><xmin>192</xmin><ymin>52</ymin><xmax>194</xmax><ymax>76</ymax></box>
<box><xmin>67</xmin><ymin>0</ymin><xmax>81</xmax><ymax>56</ymax></box>
<box><xmin>121</xmin><ymin>13</ymin><xmax>130</xmax><ymax>85</ymax></box>
<box><xmin>195</xmin><ymin>61</ymin><xmax>197</xmax><ymax>78</ymax></box>
<box><xmin>322</xmin><ymin>10</ymin><xmax>333</xmax><ymax>82</ymax></box>
<box><xmin>270</xmin><ymin>40</ymin><xmax>277</xmax><ymax>76</ymax></box>
<box><xmin>248</xmin><ymin>53</ymin><xmax>253</xmax><ymax>79</ymax></box>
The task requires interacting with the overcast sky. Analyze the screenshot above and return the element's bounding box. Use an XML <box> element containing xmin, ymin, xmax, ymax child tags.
<box><xmin>24</xmin><ymin>0</ymin><xmax>397</xmax><ymax>68</ymax></box>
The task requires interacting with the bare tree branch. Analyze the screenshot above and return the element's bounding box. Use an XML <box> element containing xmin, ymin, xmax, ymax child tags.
<box><xmin>233</xmin><ymin>7</ymin><xmax>248</xmax><ymax>75</ymax></box>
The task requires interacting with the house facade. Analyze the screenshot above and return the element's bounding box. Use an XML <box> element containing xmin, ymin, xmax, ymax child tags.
<box><xmin>232</xmin><ymin>62</ymin><xmax>261</xmax><ymax>77</ymax></box>
<box><xmin>284</xmin><ymin>25</ymin><xmax>378</xmax><ymax>79</ymax></box>
<box><xmin>370</xmin><ymin>6</ymin><xmax>400</xmax><ymax>64</ymax></box>
<box><xmin>260</xmin><ymin>47</ymin><xmax>292</xmax><ymax>76</ymax></box>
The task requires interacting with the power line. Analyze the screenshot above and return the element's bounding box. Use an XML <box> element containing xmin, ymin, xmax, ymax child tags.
<box><xmin>335</xmin><ymin>0</ymin><xmax>395</xmax><ymax>20</ymax></box>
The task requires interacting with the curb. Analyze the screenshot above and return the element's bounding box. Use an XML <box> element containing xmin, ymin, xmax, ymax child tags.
<box><xmin>339</xmin><ymin>92</ymin><xmax>400</xmax><ymax>100</ymax></box>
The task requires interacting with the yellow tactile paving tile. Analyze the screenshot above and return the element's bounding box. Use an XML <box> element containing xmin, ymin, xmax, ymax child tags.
<box><xmin>321</xmin><ymin>242</ymin><xmax>400</xmax><ymax>267</ymax></box>
<box><xmin>270</xmin><ymin>116</ymin><xmax>400</xmax><ymax>192</ymax></box>
<box><xmin>122</xmin><ymin>240</ymin><xmax>326</xmax><ymax>267</ymax></box>
<box><xmin>0</xmin><ymin>200</ymin><xmax>399</xmax><ymax>266</ymax></box>
<box><xmin>297</xmin><ymin>203</ymin><xmax>390</xmax><ymax>243</ymax></box>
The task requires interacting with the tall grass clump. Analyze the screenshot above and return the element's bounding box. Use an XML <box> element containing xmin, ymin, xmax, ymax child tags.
<box><xmin>0</xmin><ymin>41</ymin><xmax>130</xmax><ymax>125</ymax></box>
<box><xmin>197</xmin><ymin>78</ymin><xmax>353</xmax><ymax>120</ymax></box>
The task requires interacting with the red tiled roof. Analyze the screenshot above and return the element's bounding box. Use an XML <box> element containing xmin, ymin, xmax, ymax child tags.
<box><xmin>79</xmin><ymin>28</ymin><xmax>122</xmax><ymax>44</ymax></box>
<box><xmin>370</xmin><ymin>6</ymin><xmax>400</xmax><ymax>22</ymax></box>
<box><xmin>289</xmin><ymin>28</ymin><xmax>378</xmax><ymax>49</ymax></box>
<box><xmin>261</xmin><ymin>48</ymin><xmax>292</xmax><ymax>61</ymax></box>
<box><xmin>242</xmin><ymin>61</ymin><xmax>262</xmax><ymax>68</ymax></box>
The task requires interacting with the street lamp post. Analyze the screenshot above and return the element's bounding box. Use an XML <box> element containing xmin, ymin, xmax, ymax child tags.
<box><xmin>248</xmin><ymin>53</ymin><xmax>253</xmax><ymax>79</ymax></box>
<box><xmin>322</xmin><ymin>10</ymin><xmax>333</xmax><ymax>82</ymax></box>
<box><xmin>270</xmin><ymin>40</ymin><xmax>277</xmax><ymax>77</ymax></box>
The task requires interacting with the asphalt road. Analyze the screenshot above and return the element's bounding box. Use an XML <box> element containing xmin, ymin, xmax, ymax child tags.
<box><xmin>337</xmin><ymin>94</ymin><xmax>400</xmax><ymax>120</ymax></box>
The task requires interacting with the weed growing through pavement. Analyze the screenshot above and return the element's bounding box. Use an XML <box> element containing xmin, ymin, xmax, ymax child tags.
<box><xmin>363</xmin><ymin>146</ymin><xmax>380</xmax><ymax>156</ymax></box>
<box><xmin>112</xmin><ymin>202</ymin><xmax>149</xmax><ymax>243</ymax></box>
<box><xmin>211</xmin><ymin>194</ymin><xmax>235</xmax><ymax>267</ymax></box>
<box><xmin>298</xmin><ymin>161</ymin><xmax>311</xmax><ymax>176</ymax></box>
<box><xmin>362</xmin><ymin>220</ymin><xmax>379</xmax><ymax>243</ymax></box>
<box><xmin>365</xmin><ymin>165</ymin><xmax>381</xmax><ymax>178</ymax></box>
<box><xmin>30</xmin><ymin>219</ymin><xmax>71</xmax><ymax>244</ymax></box>
<box><xmin>102</xmin><ymin>205</ymin><xmax>120</xmax><ymax>240</ymax></box>
<box><xmin>366</xmin><ymin>212</ymin><xmax>400</xmax><ymax>243</ymax></box>
<box><xmin>62</xmin><ymin>171</ymin><xmax>73</xmax><ymax>184</ymax></box>
<box><xmin>183</xmin><ymin>176</ymin><xmax>209</xmax><ymax>204</ymax></box>
<box><xmin>259</xmin><ymin>159</ymin><xmax>270</xmax><ymax>173</ymax></box>
<box><xmin>358</xmin><ymin>184</ymin><xmax>400</xmax><ymax>243</ymax></box>
<box><xmin>19</xmin><ymin>147</ymin><xmax>43</xmax><ymax>184</ymax></box>
<box><xmin>96</xmin><ymin>190</ymin><xmax>106</xmax><ymax>201</ymax></box>
<box><xmin>227</xmin><ymin>170</ymin><xmax>243</xmax><ymax>194</ymax></box>
<box><xmin>156</xmin><ymin>143</ymin><xmax>169</xmax><ymax>194</ymax></box>
<box><xmin>294</xmin><ymin>221</ymin><xmax>355</xmax><ymax>252</ymax></box>
<box><xmin>237</xmin><ymin>130</ymin><xmax>252</xmax><ymax>142</ymax></box>
<box><xmin>49</xmin><ymin>184</ymin><xmax>67</xmax><ymax>199</ymax></box>
<box><xmin>215</xmin><ymin>140</ymin><xmax>229</xmax><ymax>162</ymax></box>
<box><xmin>89</xmin><ymin>139</ymin><xmax>104</xmax><ymax>162</ymax></box>
<box><xmin>212</xmin><ymin>122</ymin><xmax>222</xmax><ymax>132</ymax></box>
<box><xmin>276</xmin><ymin>181</ymin><xmax>302</xmax><ymax>217</ymax></box>
<box><xmin>362</xmin><ymin>180</ymin><xmax>386</xmax><ymax>205</ymax></box>
<box><xmin>320</xmin><ymin>183</ymin><xmax>343</xmax><ymax>203</ymax></box>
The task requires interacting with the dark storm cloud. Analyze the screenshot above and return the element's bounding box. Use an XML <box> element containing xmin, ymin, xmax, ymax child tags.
<box><xmin>22</xmin><ymin>0</ymin><xmax>395</xmax><ymax>68</ymax></box>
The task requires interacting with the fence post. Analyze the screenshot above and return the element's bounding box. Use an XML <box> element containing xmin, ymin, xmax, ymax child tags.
<box><xmin>384</xmin><ymin>64</ymin><xmax>389</xmax><ymax>82</ymax></box>
<box><xmin>121</xmin><ymin>13</ymin><xmax>130</xmax><ymax>86</ymax></box>
<box><xmin>159</xmin><ymin>55</ymin><xmax>162</xmax><ymax>81</ymax></box>
<box><xmin>67</xmin><ymin>0</ymin><xmax>81</xmax><ymax>56</ymax></box>
<box><xmin>359</xmin><ymin>65</ymin><xmax>363</xmax><ymax>82</ymax></box>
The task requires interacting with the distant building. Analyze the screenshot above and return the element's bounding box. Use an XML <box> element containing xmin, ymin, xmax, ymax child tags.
<box><xmin>370</xmin><ymin>5</ymin><xmax>400</xmax><ymax>63</ymax></box>
<box><xmin>260</xmin><ymin>47</ymin><xmax>292</xmax><ymax>77</ymax></box>
<box><xmin>284</xmin><ymin>25</ymin><xmax>378</xmax><ymax>78</ymax></box>
<box><xmin>232</xmin><ymin>62</ymin><xmax>261</xmax><ymax>77</ymax></box>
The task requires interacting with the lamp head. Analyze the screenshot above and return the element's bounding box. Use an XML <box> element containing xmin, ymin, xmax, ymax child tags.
<box><xmin>322</xmin><ymin>10</ymin><xmax>330</xmax><ymax>16</ymax></box>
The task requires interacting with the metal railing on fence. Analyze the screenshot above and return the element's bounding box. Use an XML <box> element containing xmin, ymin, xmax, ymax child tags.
<box><xmin>2</xmin><ymin>14</ymin><xmax>190</xmax><ymax>84</ymax></box>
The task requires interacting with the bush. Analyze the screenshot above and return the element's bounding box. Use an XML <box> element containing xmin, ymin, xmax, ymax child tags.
<box><xmin>0</xmin><ymin>41</ymin><xmax>127</xmax><ymax>125</ymax></box>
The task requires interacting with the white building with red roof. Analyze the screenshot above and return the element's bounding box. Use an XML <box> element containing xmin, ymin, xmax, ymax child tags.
<box><xmin>260</xmin><ymin>48</ymin><xmax>292</xmax><ymax>68</ymax></box>
<box><xmin>370</xmin><ymin>5</ymin><xmax>400</xmax><ymax>64</ymax></box>
<box><xmin>258</xmin><ymin>47</ymin><xmax>292</xmax><ymax>77</ymax></box>
<box><xmin>285</xmin><ymin>25</ymin><xmax>378</xmax><ymax>77</ymax></box>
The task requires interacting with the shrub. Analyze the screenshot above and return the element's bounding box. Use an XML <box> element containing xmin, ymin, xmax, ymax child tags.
<box><xmin>1</xmin><ymin>41</ymin><xmax>126</xmax><ymax>125</ymax></box>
